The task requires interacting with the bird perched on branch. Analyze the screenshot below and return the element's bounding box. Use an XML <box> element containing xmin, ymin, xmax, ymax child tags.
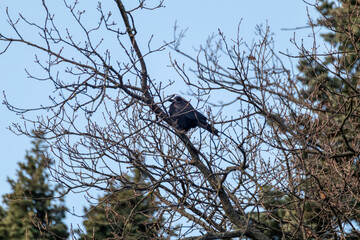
<box><xmin>168</xmin><ymin>96</ymin><xmax>219</xmax><ymax>136</ymax></box>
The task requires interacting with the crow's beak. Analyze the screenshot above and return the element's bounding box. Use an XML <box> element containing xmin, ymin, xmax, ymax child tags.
<box><xmin>167</xmin><ymin>98</ymin><xmax>174</xmax><ymax>102</ymax></box>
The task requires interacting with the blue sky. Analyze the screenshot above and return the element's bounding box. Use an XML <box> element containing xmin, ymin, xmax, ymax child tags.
<box><xmin>0</xmin><ymin>0</ymin><xmax>320</xmax><ymax>231</ymax></box>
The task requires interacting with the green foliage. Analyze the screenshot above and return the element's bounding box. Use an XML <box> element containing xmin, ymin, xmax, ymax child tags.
<box><xmin>298</xmin><ymin>0</ymin><xmax>360</xmax><ymax>167</ymax></box>
<box><xmin>79</xmin><ymin>169</ymin><xmax>169</xmax><ymax>240</ymax></box>
<box><xmin>299</xmin><ymin>0</ymin><xmax>360</xmax><ymax>105</ymax></box>
<box><xmin>255</xmin><ymin>184</ymin><xmax>342</xmax><ymax>239</ymax></box>
<box><xmin>0</xmin><ymin>133</ymin><xmax>68</xmax><ymax>239</ymax></box>
<box><xmin>298</xmin><ymin>0</ymin><xmax>360</xmax><ymax>142</ymax></box>
<box><xmin>0</xmin><ymin>206</ymin><xmax>6</xmax><ymax>239</ymax></box>
<box><xmin>258</xmin><ymin>0</ymin><xmax>360</xmax><ymax>239</ymax></box>
<box><xmin>253</xmin><ymin>1</ymin><xmax>360</xmax><ymax>239</ymax></box>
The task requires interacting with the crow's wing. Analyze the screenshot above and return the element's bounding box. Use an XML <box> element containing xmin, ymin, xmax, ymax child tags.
<box><xmin>169</xmin><ymin>100</ymin><xmax>203</xmax><ymax>130</ymax></box>
<box><xmin>175</xmin><ymin>101</ymin><xmax>207</xmax><ymax>121</ymax></box>
<box><xmin>169</xmin><ymin>98</ymin><xmax>218</xmax><ymax>136</ymax></box>
<box><xmin>179</xmin><ymin>102</ymin><xmax>219</xmax><ymax>136</ymax></box>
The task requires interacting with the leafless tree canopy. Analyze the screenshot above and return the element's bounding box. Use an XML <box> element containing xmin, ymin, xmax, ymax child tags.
<box><xmin>1</xmin><ymin>0</ymin><xmax>360</xmax><ymax>239</ymax></box>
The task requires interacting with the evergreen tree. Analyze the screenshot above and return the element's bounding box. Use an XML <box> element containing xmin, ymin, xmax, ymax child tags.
<box><xmin>298</xmin><ymin>1</ymin><xmax>360</xmax><ymax>233</ymax></box>
<box><xmin>79</xmin><ymin>169</ymin><xmax>170</xmax><ymax>240</ymax></box>
<box><xmin>298</xmin><ymin>0</ymin><xmax>360</xmax><ymax>137</ymax></box>
<box><xmin>256</xmin><ymin>1</ymin><xmax>360</xmax><ymax>239</ymax></box>
<box><xmin>0</xmin><ymin>133</ymin><xmax>68</xmax><ymax>239</ymax></box>
<box><xmin>0</xmin><ymin>206</ymin><xmax>6</xmax><ymax>239</ymax></box>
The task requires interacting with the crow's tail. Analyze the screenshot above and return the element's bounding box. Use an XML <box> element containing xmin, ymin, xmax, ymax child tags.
<box><xmin>206</xmin><ymin>124</ymin><xmax>219</xmax><ymax>136</ymax></box>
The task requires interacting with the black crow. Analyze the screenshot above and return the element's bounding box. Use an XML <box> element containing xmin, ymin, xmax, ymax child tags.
<box><xmin>168</xmin><ymin>96</ymin><xmax>219</xmax><ymax>136</ymax></box>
